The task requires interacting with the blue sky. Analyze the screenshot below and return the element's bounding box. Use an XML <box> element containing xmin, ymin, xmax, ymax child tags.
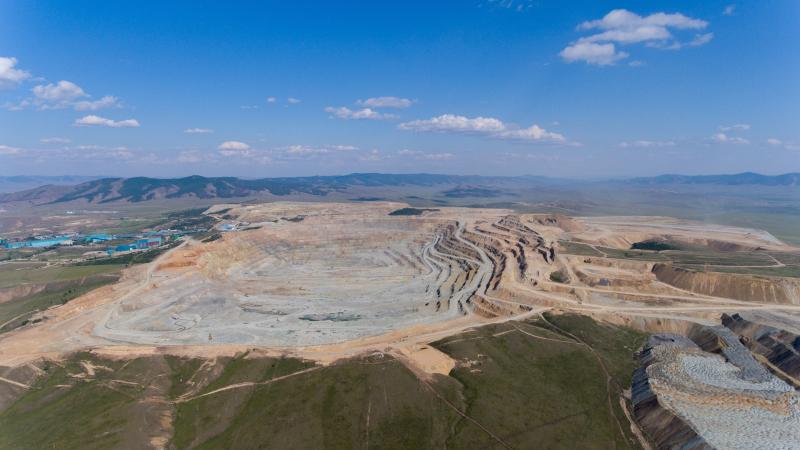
<box><xmin>0</xmin><ymin>1</ymin><xmax>798</xmax><ymax>178</ymax></box>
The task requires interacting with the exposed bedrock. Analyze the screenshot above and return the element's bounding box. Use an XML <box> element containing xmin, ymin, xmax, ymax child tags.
<box><xmin>633</xmin><ymin>330</ymin><xmax>800</xmax><ymax>449</ymax></box>
<box><xmin>688</xmin><ymin>324</ymin><xmax>773</xmax><ymax>382</ymax></box>
<box><xmin>91</xmin><ymin>205</ymin><xmax>563</xmax><ymax>345</ymax></box>
<box><xmin>632</xmin><ymin>334</ymin><xmax>712</xmax><ymax>450</ymax></box>
<box><xmin>722</xmin><ymin>313</ymin><xmax>800</xmax><ymax>382</ymax></box>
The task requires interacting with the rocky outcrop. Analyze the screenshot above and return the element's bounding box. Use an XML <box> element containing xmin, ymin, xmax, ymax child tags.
<box><xmin>722</xmin><ymin>313</ymin><xmax>800</xmax><ymax>381</ymax></box>
<box><xmin>631</xmin><ymin>334</ymin><xmax>712</xmax><ymax>450</ymax></box>
<box><xmin>688</xmin><ymin>325</ymin><xmax>773</xmax><ymax>382</ymax></box>
<box><xmin>633</xmin><ymin>330</ymin><xmax>800</xmax><ymax>449</ymax></box>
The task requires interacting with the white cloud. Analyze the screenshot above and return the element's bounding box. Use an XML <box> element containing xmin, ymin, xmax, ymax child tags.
<box><xmin>40</xmin><ymin>137</ymin><xmax>71</xmax><ymax>144</ymax></box>
<box><xmin>723</xmin><ymin>5</ymin><xmax>736</xmax><ymax>16</ymax></box>
<box><xmin>396</xmin><ymin>149</ymin><xmax>454</xmax><ymax>161</ymax></box>
<box><xmin>766</xmin><ymin>138</ymin><xmax>800</xmax><ymax>150</ymax></box>
<box><xmin>285</xmin><ymin>145</ymin><xmax>330</xmax><ymax>155</ymax></box>
<box><xmin>399</xmin><ymin>114</ymin><xmax>505</xmax><ymax>133</ymax></box>
<box><xmin>77</xmin><ymin>146</ymin><xmax>135</xmax><ymax>160</ymax></box>
<box><xmin>498</xmin><ymin>124</ymin><xmax>567</xmax><ymax>142</ymax></box>
<box><xmin>398</xmin><ymin>149</ymin><xmax>422</xmax><ymax>156</ymax></box>
<box><xmin>560</xmin><ymin>42</ymin><xmax>628</xmax><ymax>65</ymax></box>
<box><xmin>483</xmin><ymin>0</ymin><xmax>534</xmax><ymax>12</ymax></box>
<box><xmin>398</xmin><ymin>114</ymin><xmax>568</xmax><ymax>144</ymax></box>
<box><xmin>213</xmin><ymin>142</ymin><xmax>358</xmax><ymax>163</ymax></box>
<box><xmin>22</xmin><ymin>80</ymin><xmax>120</xmax><ymax>110</ymax></box>
<box><xmin>280</xmin><ymin>144</ymin><xmax>358</xmax><ymax>157</ymax></box>
<box><xmin>32</xmin><ymin>80</ymin><xmax>87</xmax><ymax>102</ymax></box>
<box><xmin>74</xmin><ymin>95</ymin><xmax>120</xmax><ymax>111</ymax></box>
<box><xmin>184</xmin><ymin>127</ymin><xmax>213</xmax><ymax>134</ymax></box>
<box><xmin>0</xmin><ymin>57</ymin><xmax>31</xmax><ymax>88</ymax></box>
<box><xmin>561</xmin><ymin>9</ymin><xmax>710</xmax><ymax>65</ymax></box>
<box><xmin>357</xmin><ymin>96</ymin><xmax>414</xmax><ymax>109</ymax></box>
<box><xmin>712</xmin><ymin>132</ymin><xmax>749</xmax><ymax>144</ymax></box>
<box><xmin>652</xmin><ymin>32</ymin><xmax>714</xmax><ymax>50</ymax></box>
<box><xmin>287</xmin><ymin>97</ymin><xmax>302</xmax><ymax>104</ymax></box>
<box><xmin>719</xmin><ymin>123</ymin><xmax>750</xmax><ymax>131</ymax></box>
<box><xmin>578</xmin><ymin>10</ymin><xmax>707</xmax><ymax>32</ymax></box>
<box><xmin>329</xmin><ymin>144</ymin><xmax>358</xmax><ymax>151</ymax></box>
<box><xmin>218</xmin><ymin>141</ymin><xmax>250</xmax><ymax>151</ymax></box>
<box><xmin>216</xmin><ymin>144</ymin><xmax>271</xmax><ymax>164</ymax></box>
<box><xmin>688</xmin><ymin>32</ymin><xmax>714</xmax><ymax>47</ymax></box>
<box><xmin>325</xmin><ymin>106</ymin><xmax>397</xmax><ymax>120</ymax></box>
<box><xmin>619</xmin><ymin>140</ymin><xmax>676</xmax><ymax>148</ymax></box>
<box><xmin>74</xmin><ymin>115</ymin><xmax>140</xmax><ymax>128</ymax></box>
<box><xmin>580</xmin><ymin>26</ymin><xmax>671</xmax><ymax>45</ymax></box>
<box><xmin>267</xmin><ymin>96</ymin><xmax>276</xmax><ymax>103</ymax></box>
<box><xmin>0</xmin><ymin>144</ymin><xmax>22</xmax><ymax>155</ymax></box>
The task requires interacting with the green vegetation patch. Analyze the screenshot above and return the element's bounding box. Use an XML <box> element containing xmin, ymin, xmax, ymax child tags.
<box><xmin>0</xmin><ymin>353</ymin><xmax>175</xmax><ymax>450</ymax></box>
<box><xmin>557</xmin><ymin>240</ymin><xmax>604</xmax><ymax>257</ymax></box>
<box><xmin>431</xmin><ymin>313</ymin><xmax>647</xmax><ymax>449</ymax></box>
<box><xmin>171</xmin><ymin>353</ymin><xmax>460</xmax><ymax>450</ymax></box>
<box><xmin>388</xmin><ymin>207</ymin><xmax>440</xmax><ymax>216</ymax></box>
<box><xmin>0</xmin><ymin>274</ymin><xmax>120</xmax><ymax>333</ymax></box>
<box><xmin>549</xmin><ymin>269</ymin><xmax>569</xmax><ymax>283</ymax></box>
<box><xmin>0</xmin><ymin>263</ymin><xmax>123</xmax><ymax>288</ymax></box>
<box><xmin>76</xmin><ymin>241</ymin><xmax>181</xmax><ymax>266</ymax></box>
<box><xmin>559</xmin><ymin>239</ymin><xmax>800</xmax><ymax>278</ymax></box>
<box><xmin>0</xmin><ymin>314</ymin><xmax>647</xmax><ymax>449</ymax></box>
<box><xmin>631</xmin><ymin>240</ymin><xmax>678</xmax><ymax>251</ymax></box>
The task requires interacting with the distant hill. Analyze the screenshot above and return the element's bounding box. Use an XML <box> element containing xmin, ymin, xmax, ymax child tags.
<box><xmin>0</xmin><ymin>176</ymin><xmax>103</xmax><ymax>193</ymax></box>
<box><xmin>628</xmin><ymin>172</ymin><xmax>800</xmax><ymax>186</ymax></box>
<box><xmin>0</xmin><ymin>173</ymin><xmax>536</xmax><ymax>205</ymax></box>
<box><xmin>1</xmin><ymin>172</ymin><xmax>797</xmax><ymax>205</ymax></box>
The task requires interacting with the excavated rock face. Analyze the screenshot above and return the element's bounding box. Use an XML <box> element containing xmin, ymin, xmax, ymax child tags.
<box><xmin>633</xmin><ymin>331</ymin><xmax>800</xmax><ymax>450</ymax></box>
<box><xmin>632</xmin><ymin>334</ymin><xmax>712</xmax><ymax>450</ymax></box>
<box><xmin>722</xmin><ymin>313</ymin><xmax>800</xmax><ymax>381</ymax></box>
<box><xmin>652</xmin><ymin>264</ymin><xmax>800</xmax><ymax>305</ymax></box>
<box><xmin>87</xmin><ymin>204</ymin><xmax>561</xmax><ymax>347</ymax></box>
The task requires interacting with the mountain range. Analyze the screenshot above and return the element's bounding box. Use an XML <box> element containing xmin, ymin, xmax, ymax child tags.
<box><xmin>0</xmin><ymin>172</ymin><xmax>797</xmax><ymax>205</ymax></box>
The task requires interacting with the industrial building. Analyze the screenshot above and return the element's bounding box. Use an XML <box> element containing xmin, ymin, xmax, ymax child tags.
<box><xmin>3</xmin><ymin>236</ymin><xmax>73</xmax><ymax>249</ymax></box>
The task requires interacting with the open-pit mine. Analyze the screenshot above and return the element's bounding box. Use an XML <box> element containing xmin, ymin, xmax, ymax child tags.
<box><xmin>2</xmin><ymin>201</ymin><xmax>800</xmax><ymax>449</ymax></box>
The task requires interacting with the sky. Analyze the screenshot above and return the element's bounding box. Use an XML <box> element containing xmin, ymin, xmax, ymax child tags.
<box><xmin>0</xmin><ymin>0</ymin><xmax>798</xmax><ymax>179</ymax></box>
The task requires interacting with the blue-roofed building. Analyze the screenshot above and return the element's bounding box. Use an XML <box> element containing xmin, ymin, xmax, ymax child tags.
<box><xmin>136</xmin><ymin>237</ymin><xmax>162</xmax><ymax>249</ymax></box>
<box><xmin>84</xmin><ymin>233</ymin><xmax>113</xmax><ymax>243</ymax></box>
<box><xmin>4</xmin><ymin>237</ymin><xmax>73</xmax><ymax>249</ymax></box>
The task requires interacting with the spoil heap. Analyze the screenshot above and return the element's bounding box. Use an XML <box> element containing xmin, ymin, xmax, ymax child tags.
<box><xmin>633</xmin><ymin>331</ymin><xmax>800</xmax><ymax>449</ymax></box>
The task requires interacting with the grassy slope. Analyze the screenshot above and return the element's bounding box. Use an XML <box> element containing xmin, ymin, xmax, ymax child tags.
<box><xmin>0</xmin><ymin>264</ymin><xmax>123</xmax><ymax>288</ymax></box>
<box><xmin>0</xmin><ymin>315</ymin><xmax>647</xmax><ymax>449</ymax></box>
<box><xmin>0</xmin><ymin>274</ymin><xmax>120</xmax><ymax>332</ymax></box>
<box><xmin>431</xmin><ymin>314</ymin><xmax>646</xmax><ymax>449</ymax></box>
<box><xmin>558</xmin><ymin>240</ymin><xmax>800</xmax><ymax>278</ymax></box>
<box><xmin>0</xmin><ymin>263</ymin><xmax>124</xmax><ymax>333</ymax></box>
<box><xmin>173</xmin><ymin>354</ymin><xmax>461</xmax><ymax>450</ymax></box>
<box><xmin>0</xmin><ymin>353</ymin><xmax>172</xmax><ymax>450</ymax></box>
<box><xmin>0</xmin><ymin>242</ymin><xmax>182</xmax><ymax>333</ymax></box>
